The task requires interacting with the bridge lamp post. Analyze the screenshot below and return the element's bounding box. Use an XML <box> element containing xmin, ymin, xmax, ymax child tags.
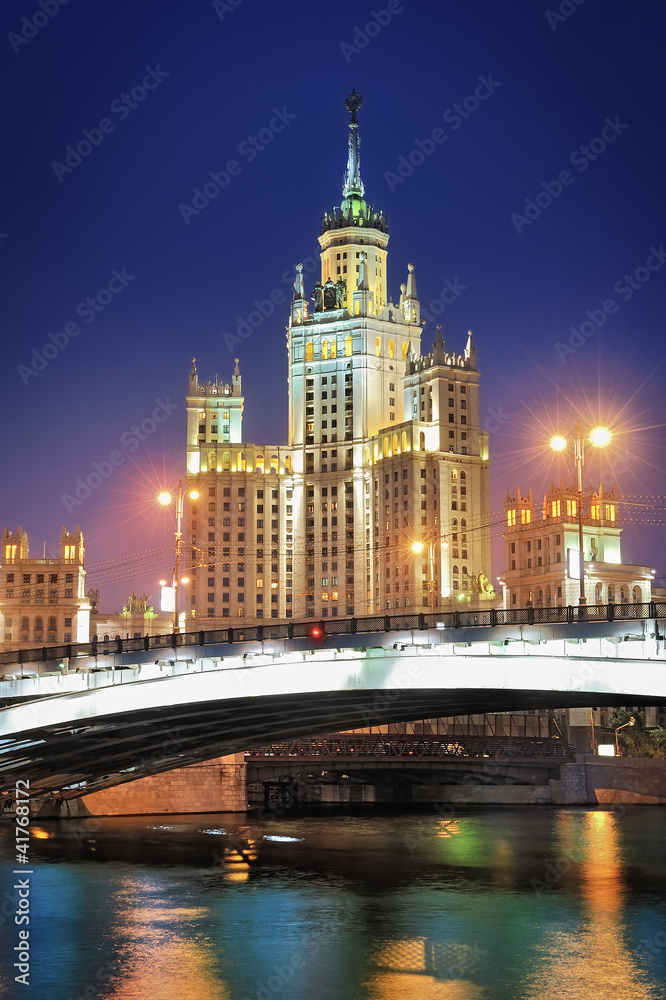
<box><xmin>158</xmin><ymin>480</ymin><xmax>199</xmax><ymax>633</ymax></box>
<box><xmin>614</xmin><ymin>715</ymin><xmax>635</xmax><ymax>756</ymax></box>
<box><xmin>412</xmin><ymin>536</ymin><xmax>449</xmax><ymax>614</ymax></box>
<box><xmin>550</xmin><ymin>422</ymin><xmax>612</xmax><ymax>608</ymax></box>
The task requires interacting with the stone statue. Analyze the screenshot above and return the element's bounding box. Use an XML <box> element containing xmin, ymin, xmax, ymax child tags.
<box><xmin>335</xmin><ymin>278</ymin><xmax>347</xmax><ymax>309</ymax></box>
<box><xmin>323</xmin><ymin>278</ymin><xmax>337</xmax><ymax>310</ymax></box>
<box><xmin>311</xmin><ymin>281</ymin><xmax>323</xmax><ymax>312</ymax></box>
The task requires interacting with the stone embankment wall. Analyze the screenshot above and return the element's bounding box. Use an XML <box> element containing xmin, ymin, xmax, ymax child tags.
<box><xmin>79</xmin><ymin>754</ymin><xmax>247</xmax><ymax>816</ymax></box>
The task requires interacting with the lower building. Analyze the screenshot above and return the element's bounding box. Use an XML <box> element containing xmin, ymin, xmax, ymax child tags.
<box><xmin>0</xmin><ymin>526</ymin><xmax>90</xmax><ymax>648</ymax></box>
<box><xmin>499</xmin><ymin>481</ymin><xmax>652</xmax><ymax>610</ymax></box>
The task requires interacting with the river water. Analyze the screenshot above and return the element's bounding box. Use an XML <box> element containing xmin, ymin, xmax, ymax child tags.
<box><xmin>1</xmin><ymin>806</ymin><xmax>665</xmax><ymax>1000</ymax></box>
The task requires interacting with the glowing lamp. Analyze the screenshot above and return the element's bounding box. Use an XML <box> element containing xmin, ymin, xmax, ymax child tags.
<box><xmin>589</xmin><ymin>426</ymin><xmax>612</xmax><ymax>447</ymax></box>
<box><xmin>550</xmin><ymin>435</ymin><xmax>567</xmax><ymax>452</ymax></box>
<box><xmin>308</xmin><ymin>624</ymin><xmax>325</xmax><ymax>647</ymax></box>
<box><xmin>158</xmin><ymin>491</ymin><xmax>172</xmax><ymax>506</ymax></box>
<box><xmin>411</xmin><ymin>541</ymin><xmax>424</xmax><ymax>554</ymax></box>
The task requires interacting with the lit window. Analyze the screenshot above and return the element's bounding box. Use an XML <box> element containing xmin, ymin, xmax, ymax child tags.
<box><xmin>521</xmin><ymin>509</ymin><xmax>531</xmax><ymax>524</ymax></box>
<box><xmin>551</xmin><ymin>500</ymin><xmax>561</xmax><ymax>517</ymax></box>
<box><xmin>507</xmin><ymin>509</ymin><xmax>516</xmax><ymax>527</ymax></box>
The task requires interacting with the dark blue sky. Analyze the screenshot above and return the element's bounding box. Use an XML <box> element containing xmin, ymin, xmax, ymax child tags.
<box><xmin>2</xmin><ymin>0</ymin><xmax>665</xmax><ymax>611</ymax></box>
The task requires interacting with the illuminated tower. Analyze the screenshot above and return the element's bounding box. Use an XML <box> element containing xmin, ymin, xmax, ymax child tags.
<box><xmin>185</xmin><ymin>92</ymin><xmax>492</xmax><ymax>624</ymax></box>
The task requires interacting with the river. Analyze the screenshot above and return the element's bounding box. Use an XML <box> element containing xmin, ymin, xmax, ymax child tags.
<box><xmin>1</xmin><ymin>806</ymin><xmax>665</xmax><ymax>999</ymax></box>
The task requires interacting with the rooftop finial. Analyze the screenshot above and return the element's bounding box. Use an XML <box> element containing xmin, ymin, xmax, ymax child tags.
<box><xmin>343</xmin><ymin>89</ymin><xmax>364</xmax><ymax>199</ymax></box>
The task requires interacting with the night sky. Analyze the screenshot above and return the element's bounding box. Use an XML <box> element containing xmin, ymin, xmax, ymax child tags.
<box><xmin>2</xmin><ymin>0</ymin><xmax>665</xmax><ymax>611</ymax></box>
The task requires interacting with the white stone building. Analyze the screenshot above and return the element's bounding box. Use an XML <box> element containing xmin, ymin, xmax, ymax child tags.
<box><xmin>500</xmin><ymin>479</ymin><xmax>653</xmax><ymax>610</ymax></box>
<box><xmin>184</xmin><ymin>92</ymin><xmax>492</xmax><ymax>626</ymax></box>
<box><xmin>0</xmin><ymin>526</ymin><xmax>90</xmax><ymax>646</ymax></box>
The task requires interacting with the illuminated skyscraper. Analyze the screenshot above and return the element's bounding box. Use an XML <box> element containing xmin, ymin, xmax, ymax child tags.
<box><xmin>185</xmin><ymin>93</ymin><xmax>491</xmax><ymax>624</ymax></box>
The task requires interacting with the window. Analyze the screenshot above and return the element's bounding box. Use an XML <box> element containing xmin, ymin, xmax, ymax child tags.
<box><xmin>507</xmin><ymin>509</ymin><xmax>516</xmax><ymax>527</ymax></box>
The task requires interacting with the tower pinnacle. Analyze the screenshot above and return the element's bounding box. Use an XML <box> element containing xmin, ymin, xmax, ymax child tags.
<box><xmin>343</xmin><ymin>89</ymin><xmax>365</xmax><ymax>200</ymax></box>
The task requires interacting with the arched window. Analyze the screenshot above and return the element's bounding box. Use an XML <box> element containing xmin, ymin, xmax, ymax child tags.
<box><xmin>284</xmin><ymin>455</ymin><xmax>292</xmax><ymax>474</ymax></box>
<box><xmin>419</xmin><ymin>432</ymin><xmax>425</xmax><ymax>451</ymax></box>
<box><xmin>536</xmin><ymin>589</ymin><xmax>543</xmax><ymax>607</ymax></box>
<box><xmin>461</xmin><ymin>519</ymin><xmax>467</xmax><ymax>528</ymax></box>
<box><xmin>208</xmin><ymin>450</ymin><xmax>216</xmax><ymax>471</ymax></box>
<box><xmin>632</xmin><ymin>585</ymin><xmax>642</xmax><ymax>603</ymax></box>
<box><xmin>364</xmin><ymin>446</ymin><xmax>370</xmax><ymax>466</ymax></box>
<box><xmin>255</xmin><ymin>454</ymin><xmax>265</xmax><ymax>474</ymax></box>
<box><xmin>305</xmin><ymin>342</ymin><xmax>313</xmax><ymax>361</ymax></box>
<box><xmin>223</xmin><ymin>451</ymin><xmax>231</xmax><ymax>471</ymax></box>
<box><xmin>402</xmin><ymin>431</ymin><xmax>408</xmax><ymax>452</ymax></box>
<box><xmin>373</xmin><ymin>442</ymin><xmax>379</xmax><ymax>462</ymax></box>
<box><xmin>620</xmin><ymin>585</ymin><xmax>628</xmax><ymax>604</ymax></box>
<box><xmin>388</xmin><ymin>339</ymin><xmax>395</xmax><ymax>359</ymax></box>
<box><xmin>103</xmin><ymin>634</ymin><xmax>109</xmax><ymax>642</ymax></box>
<box><xmin>345</xmin><ymin>335</ymin><xmax>352</xmax><ymax>356</ymax></box>
<box><xmin>595</xmin><ymin>583</ymin><xmax>603</xmax><ymax>604</ymax></box>
<box><xmin>452</xmin><ymin>518</ymin><xmax>458</xmax><ymax>528</ymax></box>
<box><xmin>270</xmin><ymin>455</ymin><xmax>278</xmax><ymax>473</ymax></box>
<box><xmin>238</xmin><ymin>451</ymin><xmax>246</xmax><ymax>472</ymax></box>
<box><xmin>331</xmin><ymin>339</ymin><xmax>337</xmax><ymax>358</ymax></box>
<box><xmin>402</xmin><ymin>341</ymin><xmax>408</xmax><ymax>361</ymax></box>
<box><xmin>322</xmin><ymin>340</ymin><xmax>329</xmax><ymax>360</ymax></box>
<box><xmin>21</xmin><ymin>617</ymin><xmax>29</xmax><ymax>635</ymax></box>
<box><xmin>453</xmin><ymin>565</ymin><xmax>459</xmax><ymax>575</ymax></box>
<box><xmin>545</xmin><ymin>586</ymin><xmax>552</xmax><ymax>607</ymax></box>
<box><xmin>392</xmin><ymin>433</ymin><xmax>399</xmax><ymax>454</ymax></box>
<box><xmin>34</xmin><ymin>617</ymin><xmax>43</xmax><ymax>634</ymax></box>
<box><xmin>607</xmin><ymin>585</ymin><xmax>614</xmax><ymax>603</ymax></box>
<box><xmin>48</xmin><ymin>617</ymin><xmax>56</xmax><ymax>637</ymax></box>
<box><xmin>460</xmin><ymin>471</ymin><xmax>466</xmax><ymax>480</ymax></box>
<box><xmin>383</xmin><ymin>436</ymin><xmax>389</xmax><ymax>457</ymax></box>
<box><xmin>375</xmin><ymin>336</ymin><xmax>381</xmax><ymax>357</ymax></box>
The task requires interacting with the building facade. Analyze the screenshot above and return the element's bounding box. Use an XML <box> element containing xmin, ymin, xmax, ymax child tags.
<box><xmin>184</xmin><ymin>92</ymin><xmax>491</xmax><ymax>626</ymax></box>
<box><xmin>0</xmin><ymin>526</ymin><xmax>90</xmax><ymax>647</ymax></box>
<box><xmin>500</xmin><ymin>479</ymin><xmax>652</xmax><ymax>609</ymax></box>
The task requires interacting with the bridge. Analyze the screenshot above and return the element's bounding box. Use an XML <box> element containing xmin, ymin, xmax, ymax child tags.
<box><xmin>0</xmin><ymin>605</ymin><xmax>664</xmax><ymax>802</ymax></box>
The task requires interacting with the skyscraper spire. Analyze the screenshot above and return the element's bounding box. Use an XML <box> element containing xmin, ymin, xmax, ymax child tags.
<box><xmin>343</xmin><ymin>89</ymin><xmax>364</xmax><ymax>200</ymax></box>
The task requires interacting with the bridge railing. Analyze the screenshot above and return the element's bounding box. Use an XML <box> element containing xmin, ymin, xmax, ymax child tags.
<box><xmin>244</xmin><ymin>733</ymin><xmax>578</xmax><ymax>760</ymax></box>
<box><xmin>0</xmin><ymin>601</ymin><xmax>662</xmax><ymax>668</ymax></box>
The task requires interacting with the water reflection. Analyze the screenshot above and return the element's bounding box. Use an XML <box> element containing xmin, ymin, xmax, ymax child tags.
<box><xmin>0</xmin><ymin>809</ymin><xmax>664</xmax><ymax>1000</ymax></box>
<box><xmin>526</xmin><ymin>810</ymin><xmax>661</xmax><ymax>999</ymax></box>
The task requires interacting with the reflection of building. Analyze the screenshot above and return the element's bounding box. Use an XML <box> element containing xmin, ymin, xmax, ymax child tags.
<box><xmin>184</xmin><ymin>93</ymin><xmax>491</xmax><ymax>625</ymax></box>
<box><xmin>0</xmin><ymin>525</ymin><xmax>90</xmax><ymax>648</ymax></box>
<box><xmin>500</xmin><ymin>480</ymin><xmax>652</xmax><ymax>609</ymax></box>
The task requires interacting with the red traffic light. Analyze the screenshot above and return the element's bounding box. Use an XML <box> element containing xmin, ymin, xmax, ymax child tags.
<box><xmin>309</xmin><ymin>623</ymin><xmax>325</xmax><ymax>646</ymax></box>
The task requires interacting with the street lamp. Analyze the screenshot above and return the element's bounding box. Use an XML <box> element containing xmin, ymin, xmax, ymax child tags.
<box><xmin>158</xmin><ymin>479</ymin><xmax>199</xmax><ymax>632</ymax></box>
<box><xmin>412</xmin><ymin>535</ymin><xmax>449</xmax><ymax>614</ymax></box>
<box><xmin>614</xmin><ymin>715</ymin><xmax>635</xmax><ymax>756</ymax></box>
<box><xmin>550</xmin><ymin>421</ymin><xmax>612</xmax><ymax>608</ymax></box>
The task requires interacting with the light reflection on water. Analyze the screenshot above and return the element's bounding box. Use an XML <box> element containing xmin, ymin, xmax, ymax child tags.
<box><xmin>1</xmin><ymin>808</ymin><xmax>665</xmax><ymax>1000</ymax></box>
